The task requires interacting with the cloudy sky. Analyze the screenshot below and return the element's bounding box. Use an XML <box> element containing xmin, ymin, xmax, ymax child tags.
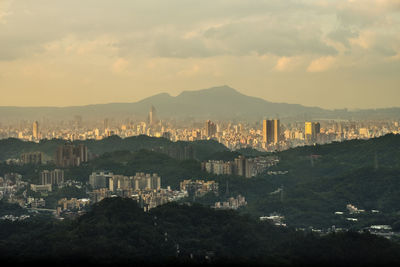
<box><xmin>0</xmin><ymin>0</ymin><xmax>399</xmax><ymax>109</ymax></box>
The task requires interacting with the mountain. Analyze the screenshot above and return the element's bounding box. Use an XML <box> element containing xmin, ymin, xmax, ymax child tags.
<box><xmin>1</xmin><ymin>85</ymin><xmax>400</xmax><ymax>122</ymax></box>
<box><xmin>0</xmin><ymin>86</ymin><xmax>326</xmax><ymax>121</ymax></box>
<box><xmin>136</xmin><ymin>86</ymin><xmax>327</xmax><ymax>120</ymax></box>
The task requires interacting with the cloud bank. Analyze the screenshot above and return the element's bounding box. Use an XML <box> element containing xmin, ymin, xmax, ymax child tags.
<box><xmin>0</xmin><ymin>0</ymin><xmax>399</xmax><ymax>109</ymax></box>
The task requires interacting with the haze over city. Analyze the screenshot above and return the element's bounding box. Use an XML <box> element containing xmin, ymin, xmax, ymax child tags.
<box><xmin>1</xmin><ymin>0</ymin><xmax>400</xmax><ymax>109</ymax></box>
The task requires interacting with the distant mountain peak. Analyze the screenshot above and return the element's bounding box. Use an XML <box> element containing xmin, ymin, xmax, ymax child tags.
<box><xmin>137</xmin><ymin>92</ymin><xmax>172</xmax><ymax>103</ymax></box>
<box><xmin>152</xmin><ymin>92</ymin><xmax>171</xmax><ymax>98</ymax></box>
<box><xmin>177</xmin><ymin>85</ymin><xmax>242</xmax><ymax>97</ymax></box>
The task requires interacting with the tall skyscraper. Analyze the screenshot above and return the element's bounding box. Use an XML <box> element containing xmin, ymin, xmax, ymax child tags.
<box><xmin>315</xmin><ymin>122</ymin><xmax>321</xmax><ymax>135</ymax></box>
<box><xmin>32</xmin><ymin>121</ymin><xmax>39</xmax><ymax>140</ymax></box>
<box><xmin>263</xmin><ymin>119</ymin><xmax>280</xmax><ymax>144</ymax></box>
<box><xmin>305</xmin><ymin>122</ymin><xmax>320</xmax><ymax>142</ymax></box>
<box><xmin>273</xmin><ymin>119</ymin><xmax>280</xmax><ymax>145</ymax></box>
<box><xmin>305</xmin><ymin>122</ymin><xmax>313</xmax><ymax>139</ymax></box>
<box><xmin>103</xmin><ymin>118</ymin><xmax>109</xmax><ymax>131</ymax></box>
<box><xmin>204</xmin><ymin>120</ymin><xmax>217</xmax><ymax>138</ymax></box>
<box><xmin>148</xmin><ymin>105</ymin><xmax>158</xmax><ymax>126</ymax></box>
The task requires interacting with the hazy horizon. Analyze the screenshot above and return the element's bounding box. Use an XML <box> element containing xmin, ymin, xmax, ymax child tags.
<box><xmin>0</xmin><ymin>85</ymin><xmax>399</xmax><ymax>111</ymax></box>
<box><xmin>1</xmin><ymin>0</ymin><xmax>399</xmax><ymax>109</ymax></box>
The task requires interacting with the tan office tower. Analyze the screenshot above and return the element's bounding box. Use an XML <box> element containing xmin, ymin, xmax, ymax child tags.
<box><xmin>263</xmin><ymin>119</ymin><xmax>280</xmax><ymax>144</ymax></box>
<box><xmin>273</xmin><ymin>119</ymin><xmax>280</xmax><ymax>144</ymax></box>
<box><xmin>205</xmin><ymin>120</ymin><xmax>217</xmax><ymax>138</ymax></box>
<box><xmin>148</xmin><ymin>105</ymin><xmax>157</xmax><ymax>126</ymax></box>
<box><xmin>32</xmin><ymin>121</ymin><xmax>39</xmax><ymax>140</ymax></box>
<box><xmin>305</xmin><ymin>122</ymin><xmax>320</xmax><ymax>141</ymax></box>
<box><xmin>262</xmin><ymin>120</ymin><xmax>273</xmax><ymax>144</ymax></box>
<box><xmin>305</xmin><ymin>122</ymin><xmax>313</xmax><ymax>140</ymax></box>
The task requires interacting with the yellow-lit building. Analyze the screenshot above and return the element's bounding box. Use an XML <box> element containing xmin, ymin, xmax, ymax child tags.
<box><xmin>263</xmin><ymin>119</ymin><xmax>280</xmax><ymax>144</ymax></box>
<box><xmin>305</xmin><ymin>122</ymin><xmax>320</xmax><ymax>141</ymax></box>
<box><xmin>32</xmin><ymin>121</ymin><xmax>39</xmax><ymax>140</ymax></box>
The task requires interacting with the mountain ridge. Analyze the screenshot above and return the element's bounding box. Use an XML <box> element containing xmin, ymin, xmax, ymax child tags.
<box><xmin>0</xmin><ymin>85</ymin><xmax>399</xmax><ymax>121</ymax></box>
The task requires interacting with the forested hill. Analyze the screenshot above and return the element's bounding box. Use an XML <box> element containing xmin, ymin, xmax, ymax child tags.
<box><xmin>277</xmin><ymin>133</ymin><xmax>400</xmax><ymax>169</ymax></box>
<box><xmin>1</xmin><ymin>197</ymin><xmax>400</xmax><ymax>266</ymax></box>
<box><xmin>0</xmin><ymin>135</ymin><xmax>228</xmax><ymax>161</ymax></box>
<box><xmin>246</xmin><ymin>133</ymin><xmax>400</xmax><ymax>228</ymax></box>
<box><xmin>2</xmin><ymin>134</ymin><xmax>400</xmax><ymax>229</ymax></box>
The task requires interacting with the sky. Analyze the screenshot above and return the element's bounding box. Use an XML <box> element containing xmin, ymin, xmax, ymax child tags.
<box><xmin>0</xmin><ymin>0</ymin><xmax>399</xmax><ymax>109</ymax></box>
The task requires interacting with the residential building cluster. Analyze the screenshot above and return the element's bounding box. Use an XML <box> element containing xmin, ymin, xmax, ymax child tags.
<box><xmin>28</xmin><ymin>169</ymin><xmax>65</xmax><ymax>194</ymax></box>
<box><xmin>88</xmin><ymin>171</ymin><xmax>186</xmax><ymax>211</ymax></box>
<box><xmin>40</xmin><ymin>169</ymin><xmax>64</xmax><ymax>186</ymax></box>
<box><xmin>0</xmin><ymin>214</ymin><xmax>31</xmax><ymax>222</ymax></box>
<box><xmin>55</xmin><ymin>143</ymin><xmax>88</xmax><ymax>167</ymax></box>
<box><xmin>213</xmin><ymin>195</ymin><xmax>247</xmax><ymax>210</ymax></box>
<box><xmin>57</xmin><ymin>198</ymin><xmax>90</xmax><ymax>215</ymax></box>
<box><xmin>27</xmin><ymin>197</ymin><xmax>46</xmax><ymax>208</ymax></box>
<box><xmin>0</xmin><ymin>173</ymin><xmax>27</xmax><ymax>203</ymax></box>
<box><xmin>180</xmin><ymin>179</ymin><xmax>219</xmax><ymax>198</ymax></box>
<box><xmin>201</xmin><ymin>156</ymin><xmax>279</xmax><ymax>178</ymax></box>
<box><xmin>89</xmin><ymin>171</ymin><xmax>161</xmax><ymax>192</ymax></box>
<box><xmin>20</xmin><ymin>152</ymin><xmax>42</xmax><ymax>165</ymax></box>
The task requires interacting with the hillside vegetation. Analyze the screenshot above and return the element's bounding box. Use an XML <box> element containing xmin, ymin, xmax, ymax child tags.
<box><xmin>1</xmin><ymin>197</ymin><xmax>399</xmax><ymax>266</ymax></box>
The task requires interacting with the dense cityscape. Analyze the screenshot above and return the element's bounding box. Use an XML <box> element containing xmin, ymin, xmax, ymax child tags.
<box><xmin>1</xmin><ymin>105</ymin><xmax>399</xmax><ymax>152</ymax></box>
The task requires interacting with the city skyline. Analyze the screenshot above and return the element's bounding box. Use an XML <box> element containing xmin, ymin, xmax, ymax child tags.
<box><xmin>0</xmin><ymin>1</ymin><xmax>399</xmax><ymax>109</ymax></box>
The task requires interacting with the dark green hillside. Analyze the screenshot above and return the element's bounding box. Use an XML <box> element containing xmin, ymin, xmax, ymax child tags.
<box><xmin>241</xmin><ymin>134</ymin><xmax>400</xmax><ymax>228</ymax></box>
<box><xmin>1</xmin><ymin>197</ymin><xmax>400</xmax><ymax>266</ymax></box>
<box><xmin>0</xmin><ymin>135</ymin><xmax>228</xmax><ymax>161</ymax></box>
<box><xmin>277</xmin><ymin>133</ymin><xmax>400</xmax><ymax>171</ymax></box>
<box><xmin>2</xmin><ymin>134</ymin><xmax>400</xmax><ymax>228</ymax></box>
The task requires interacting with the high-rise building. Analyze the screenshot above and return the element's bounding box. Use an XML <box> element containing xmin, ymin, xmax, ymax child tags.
<box><xmin>305</xmin><ymin>122</ymin><xmax>320</xmax><ymax>142</ymax></box>
<box><xmin>305</xmin><ymin>122</ymin><xmax>313</xmax><ymax>140</ymax></box>
<box><xmin>89</xmin><ymin>171</ymin><xmax>113</xmax><ymax>189</ymax></box>
<box><xmin>148</xmin><ymin>105</ymin><xmax>158</xmax><ymax>126</ymax></box>
<box><xmin>205</xmin><ymin>120</ymin><xmax>217</xmax><ymax>138</ymax></box>
<box><xmin>109</xmin><ymin>175</ymin><xmax>127</xmax><ymax>192</ymax></box>
<box><xmin>133</xmin><ymin>172</ymin><xmax>161</xmax><ymax>191</ymax></box>
<box><xmin>245</xmin><ymin>158</ymin><xmax>255</xmax><ymax>178</ymax></box>
<box><xmin>273</xmin><ymin>119</ymin><xmax>280</xmax><ymax>145</ymax></box>
<box><xmin>21</xmin><ymin>152</ymin><xmax>42</xmax><ymax>165</ymax></box>
<box><xmin>234</xmin><ymin>155</ymin><xmax>246</xmax><ymax>176</ymax></box>
<box><xmin>103</xmin><ymin>118</ymin><xmax>109</xmax><ymax>132</ymax></box>
<box><xmin>32</xmin><ymin>121</ymin><xmax>39</xmax><ymax>140</ymax></box>
<box><xmin>77</xmin><ymin>143</ymin><xmax>88</xmax><ymax>162</ymax></box>
<box><xmin>263</xmin><ymin>119</ymin><xmax>280</xmax><ymax>144</ymax></box>
<box><xmin>55</xmin><ymin>143</ymin><xmax>88</xmax><ymax>167</ymax></box>
<box><xmin>40</xmin><ymin>169</ymin><xmax>64</xmax><ymax>186</ymax></box>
